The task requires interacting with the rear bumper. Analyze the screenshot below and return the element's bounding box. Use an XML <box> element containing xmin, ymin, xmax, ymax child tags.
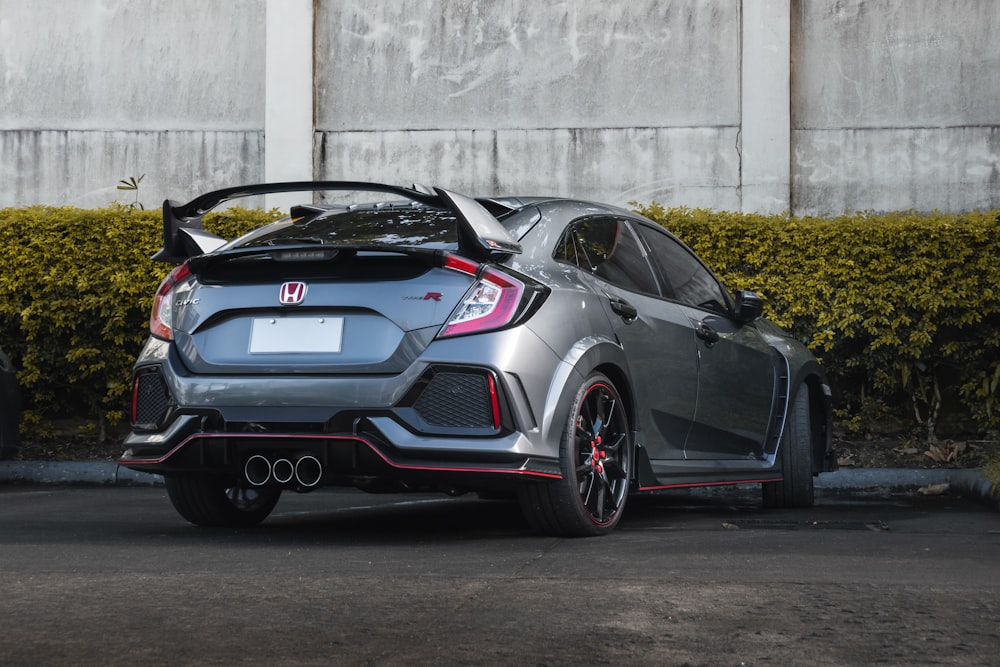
<box><xmin>124</xmin><ymin>324</ymin><xmax>569</xmax><ymax>491</ymax></box>
<box><xmin>120</xmin><ymin>414</ymin><xmax>562</xmax><ymax>490</ymax></box>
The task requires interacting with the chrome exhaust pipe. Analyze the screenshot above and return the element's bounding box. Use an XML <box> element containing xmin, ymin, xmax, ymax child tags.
<box><xmin>244</xmin><ymin>455</ymin><xmax>272</xmax><ymax>486</ymax></box>
<box><xmin>294</xmin><ymin>455</ymin><xmax>323</xmax><ymax>488</ymax></box>
<box><xmin>271</xmin><ymin>458</ymin><xmax>295</xmax><ymax>484</ymax></box>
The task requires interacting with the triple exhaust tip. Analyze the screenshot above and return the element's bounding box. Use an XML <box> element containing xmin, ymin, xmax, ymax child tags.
<box><xmin>244</xmin><ymin>454</ymin><xmax>323</xmax><ymax>488</ymax></box>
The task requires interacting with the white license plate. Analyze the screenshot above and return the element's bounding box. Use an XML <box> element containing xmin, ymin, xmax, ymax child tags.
<box><xmin>249</xmin><ymin>317</ymin><xmax>344</xmax><ymax>354</ymax></box>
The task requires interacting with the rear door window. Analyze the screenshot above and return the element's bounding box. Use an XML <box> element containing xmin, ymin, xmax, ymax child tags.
<box><xmin>554</xmin><ymin>216</ymin><xmax>659</xmax><ymax>295</ymax></box>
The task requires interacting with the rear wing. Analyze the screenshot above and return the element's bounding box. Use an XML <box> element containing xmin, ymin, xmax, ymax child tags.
<box><xmin>153</xmin><ymin>181</ymin><xmax>521</xmax><ymax>264</ymax></box>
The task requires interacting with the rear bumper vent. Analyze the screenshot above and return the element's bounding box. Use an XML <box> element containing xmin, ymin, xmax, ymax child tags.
<box><xmin>132</xmin><ymin>367</ymin><xmax>172</xmax><ymax>429</ymax></box>
<box><xmin>413</xmin><ymin>371</ymin><xmax>494</xmax><ymax>428</ymax></box>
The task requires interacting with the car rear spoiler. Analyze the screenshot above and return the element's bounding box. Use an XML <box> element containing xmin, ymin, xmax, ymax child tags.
<box><xmin>153</xmin><ymin>181</ymin><xmax>522</xmax><ymax>264</ymax></box>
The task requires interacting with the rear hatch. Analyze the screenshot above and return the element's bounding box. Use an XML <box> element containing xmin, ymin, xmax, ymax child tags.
<box><xmin>170</xmin><ymin>204</ymin><xmax>475</xmax><ymax>375</ymax></box>
<box><xmin>150</xmin><ymin>183</ymin><xmax>549</xmax><ymax>377</ymax></box>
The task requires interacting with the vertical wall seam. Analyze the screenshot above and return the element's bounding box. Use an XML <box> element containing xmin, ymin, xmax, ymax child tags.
<box><xmin>736</xmin><ymin>0</ymin><xmax>744</xmax><ymax>210</ymax></box>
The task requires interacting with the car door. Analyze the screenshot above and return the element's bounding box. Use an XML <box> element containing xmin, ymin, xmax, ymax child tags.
<box><xmin>635</xmin><ymin>222</ymin><xmax>778</xmax><ymax>461</ymax></box>
<box><xmin>554</xmin><ymin>215</ymin><xmax>698</xmax><ymax>460</ymax></box>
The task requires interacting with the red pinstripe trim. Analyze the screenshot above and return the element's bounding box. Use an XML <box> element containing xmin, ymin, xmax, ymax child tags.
<box><xmin>120</xmin><ymin>432</ymin><xmax>562</xmax><ymax>480</ymax></box>
<box><xmin>639</xmin><ymin>477</ymin><xmax>779</xmax><ymax>492</ymax></box>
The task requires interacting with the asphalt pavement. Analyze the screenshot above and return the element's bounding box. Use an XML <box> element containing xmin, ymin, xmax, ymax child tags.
<box><xmin>0</xmin><ymin>459</ymin><xmax>997</xmax><ymax>511</ymax></box>
<box><xmin>2</xmin><ymin>482</ymin><xmax>998</xmax><ymax>666</ymax></box>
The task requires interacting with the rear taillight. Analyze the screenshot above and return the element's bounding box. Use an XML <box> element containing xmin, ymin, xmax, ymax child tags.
<box><xmin>439</xmin><ymin>257</ymin><xmax>525</xmax><ymax>338</ymax></box>
<box><xmin>150</xmin><ymin>263</ymin><xmax>192</xmax><ymax>340</ymax></box>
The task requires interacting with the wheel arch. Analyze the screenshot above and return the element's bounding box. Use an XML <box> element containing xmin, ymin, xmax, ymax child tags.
<box><xmin>540</xmin><ymin>337</ymin><xmax>635</xmax><ymax>458</ymax></box>
<box><xmin>591</xmin><ymin>362</ymin><xmax>637</xmax><ymax>434</ymax></box>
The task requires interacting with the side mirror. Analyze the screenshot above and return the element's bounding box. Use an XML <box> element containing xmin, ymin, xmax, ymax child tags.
<box><xmin>733</xmin><ymin>290</ymin><xmax>764</xmax><ymax>324</ymax></box>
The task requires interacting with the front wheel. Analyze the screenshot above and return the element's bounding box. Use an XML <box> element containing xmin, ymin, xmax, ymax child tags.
<box><xmin>519</xmin><ymin>373</ymin><xmax>632</xmax><ymax>536</ymax></box>
<box><xmin>762</xmin><ymin>383</ymin><xmax>815</xmax><ymax>508</ymax></box>
<box><xmin>165</xmin><ymin>475</ymin><xmax>282</xmax><ymax>527</ymax></box>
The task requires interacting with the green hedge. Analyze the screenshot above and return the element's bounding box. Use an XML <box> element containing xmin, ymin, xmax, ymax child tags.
<box><xmin>0</xmin><ymin>205</ymin><xmax>280</xmax><ymax>440</ymax></box>
<box><xmin>634</xmin><ymin>203</ymin><xmax>1000</xmax><ymax>441</ymax></box>
<box><xmin>1</xmin><ymin>203</ymin><xmax>998</xmax><ymax>444</ymax></box>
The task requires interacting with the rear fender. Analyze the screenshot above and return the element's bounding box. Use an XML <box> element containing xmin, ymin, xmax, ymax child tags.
<box><xmin>539</xmin><ymin>336</ymin><xmax>634</xmax><ymax>465</ymax></box>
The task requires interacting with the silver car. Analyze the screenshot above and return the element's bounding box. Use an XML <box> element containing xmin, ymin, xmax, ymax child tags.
<box><xmin>120</xmin><ymin>182</ymin><xmax>835</xmax><ymax>536</ymax></box>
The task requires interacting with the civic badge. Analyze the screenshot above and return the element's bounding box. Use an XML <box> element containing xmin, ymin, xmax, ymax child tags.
<box><xmin>279</xmin><ymin>281</ymin><xmax>307</xmax><ymax>305</ymax></box>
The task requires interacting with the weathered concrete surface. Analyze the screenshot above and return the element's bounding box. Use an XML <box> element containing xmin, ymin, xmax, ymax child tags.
<box><xmin>314</xmin><ymin>1</ymin><xmax>741</xmax><ymax>208</ymax></box>
<box><xmin>1</xmin><ymin>0</ymin><xmax>998</xmax><ymax>214</ymax></box>
<box><xmin>0</xmin><ymin>0</ymin><xmax>266</xmax><ymax>208</ymax></box>
<box><xmin>0</xmin><ymin>0</ymin><xmax>265</xmax><ymax>130</ymax></box>
<box><xmin>316</xmin><ymin>126</ymin><xmax>741</xmax><ymax>209</ymax></box>
<box><xmin>315</xmin><ymin>1</ymin><xmax>738</xmax><ymax>131</ymax></box>
<box><xmin>791</xmin><ymin>0</ymin><xmax>1000</xmax><ymax>214</ymax></box>
<box><xmin>793</xmin><ymin>126</ymin><xmax>1000</xmax><ymax>214</ymax></box>
<box><xmin>0</xmin><ymin>129</ymin><xmax>263</xmax><ymax>209</ymax></box>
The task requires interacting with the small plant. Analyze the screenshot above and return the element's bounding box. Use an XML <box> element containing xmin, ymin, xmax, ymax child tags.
<box><xmin>924</xmin><ymin>441</ymin><xmax>967</xmax><ymax>463</ymax></box>
<box><xmin>116</xmin><ymin>174</ymin><xmax>145</xmax><ymax>211</ymax></box>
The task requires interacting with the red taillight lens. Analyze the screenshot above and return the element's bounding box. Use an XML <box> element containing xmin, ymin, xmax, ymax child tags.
<box><xmin>150</xmin><ymin>263</ymin><xmax>192</xmax><ymax>340</ymax></box>
<box><xmin>443</xmin><ymin>254</ymin><xmax>479</xmax><ymax>276</ymax></box>
<box><xmin>439</xmin><ymin>264</ymin><xmax>525</xmax><ymax>338</ymax></box>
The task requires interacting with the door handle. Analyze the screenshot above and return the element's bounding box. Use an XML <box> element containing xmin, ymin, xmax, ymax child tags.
<box><xmin>609</xmin><ymin>297</ymin><xmax>638</xmax><ymax>322</ymax></box>
<box><xmin>695</xmin><ymin>321</ymin><xmax>720</xmax><ymax>345</ymax></box>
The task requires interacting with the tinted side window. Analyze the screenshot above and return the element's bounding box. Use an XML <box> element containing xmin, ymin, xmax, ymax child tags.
<box><xmin>554</xmin><ymin>217</ymin><xmax>659</xmax><ymax>295</ymax></box>
<box><xmin>637</xmin><ymin>225</ymin><xmax>729</xmax><ymax>313</ymax></box>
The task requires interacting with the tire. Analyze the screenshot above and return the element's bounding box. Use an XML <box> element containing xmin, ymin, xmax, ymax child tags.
<box><xmin>762</xmin><ymin>384</ymin><xmax>815</xmax><ymax>508</ymax></box>
<box><xmin>165</xmin><ymin>475</ymin><xmax>282</xmax><ymax>527</ymax></box>
<box><xmin>519</xmin><ymin>373</ymin><xmax>632</xmax><ymax>536</ymax></box>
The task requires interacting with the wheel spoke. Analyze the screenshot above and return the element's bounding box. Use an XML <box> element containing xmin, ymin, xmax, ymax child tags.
<box><xmin>592</xmin><ymin>480</ymin><xmax>607</xmax><ymax>521</ymax></box>
<box><xmin>604</xmin><ymin>432</ymin><xmax>626</xmax><ymax>453</ymax></box>
<box><xmin>580</xmin><ymin>471</ymin><xmax>596</xmax><ymax>506</ymax></box>
<box><xmin>602</xmin><ymin>459</ymin><xmax>626</xmax><ymax>482</ymax></box>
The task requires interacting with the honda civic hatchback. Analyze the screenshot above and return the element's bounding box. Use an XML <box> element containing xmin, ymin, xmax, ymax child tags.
<box><xmin>120</xmin><ymin>182</ymin><xmax>835</xmax><ymax>536</ymax></box>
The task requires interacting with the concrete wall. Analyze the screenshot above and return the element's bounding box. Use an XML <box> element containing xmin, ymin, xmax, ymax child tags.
<box><xmin>315</xmin><ymin>0</ymin><xmax>742</xmax><ymax>208</ymax></box>
<box><xmin>1</xmin><ymin>0</ymin><xmax>998</xmax><ymax>215</ymax></box>
<box><xmin>0</xmin><ymin>0</ymin><xmax>266</xmax><ymax>208</ymax></box>
<box><xmin>792</xmin><ymin>0</ymin><xmax>1000</xmax><ymax>213</ymax></box>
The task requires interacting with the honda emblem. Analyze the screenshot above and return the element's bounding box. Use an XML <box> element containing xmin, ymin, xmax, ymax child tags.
<box><xmin>279</xmin><ymin>281</ymin><xmax>307</xmax><ymax>305</ymax></box>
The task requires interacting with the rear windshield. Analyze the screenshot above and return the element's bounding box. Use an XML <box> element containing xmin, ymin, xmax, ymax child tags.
<box><xmin>232</xmin><ymin>206</ymin><xmax>461</xmax><ymax>250</ymax></box>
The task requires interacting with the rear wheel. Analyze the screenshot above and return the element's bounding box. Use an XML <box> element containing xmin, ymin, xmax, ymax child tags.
<box><xmin>164</xmin><ymin>475</ymin><xmax>282</xmax><ymax>527</ymax></box>
<box><xmin>762</xmin><ymin>384</ymin><xmax>815</xmax><ymax>508</ymax></box>
<box><xmin>519</xmin><ymin>373</ymin><xmax>632</xmax><ymax>536</ymax></box>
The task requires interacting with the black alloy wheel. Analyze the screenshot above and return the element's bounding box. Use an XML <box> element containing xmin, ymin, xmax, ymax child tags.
<box><xmin>519</xmin><ymin>372</ymin><xmax>632</xmax><ymax>536</ymax></box>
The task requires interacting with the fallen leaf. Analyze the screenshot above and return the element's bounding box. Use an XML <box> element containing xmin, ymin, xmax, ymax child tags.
<box><xmin>918</xmin><ymin>483</ymin><xmax>950</xmax><ymax>496</ymax></box>
<box><xmin>865</xmin><ymin>520</ymin><xmax>890</xmax><ymax>532</ymax></box>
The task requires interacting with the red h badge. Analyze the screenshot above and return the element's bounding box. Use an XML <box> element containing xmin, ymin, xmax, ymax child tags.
<box><xmin>279</xmin><ymin>282</ymin><xmax>307</xmax><ymax>305</ymax></box>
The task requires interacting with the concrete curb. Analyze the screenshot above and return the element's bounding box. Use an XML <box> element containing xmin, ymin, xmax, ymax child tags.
<box><xmin>816</xmin><ymin>467</ymin><xmax>1000</xmax><ymax>511</ymax></box>
<box><xmin>0</xmin><ymin>462</ymin><xmax>997</xmax><ymax>510</ymax></box>
<box><xmin>0</xmin><ymin>461</ymin><xmax>163</xmax><ymax>487</ymax></box>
